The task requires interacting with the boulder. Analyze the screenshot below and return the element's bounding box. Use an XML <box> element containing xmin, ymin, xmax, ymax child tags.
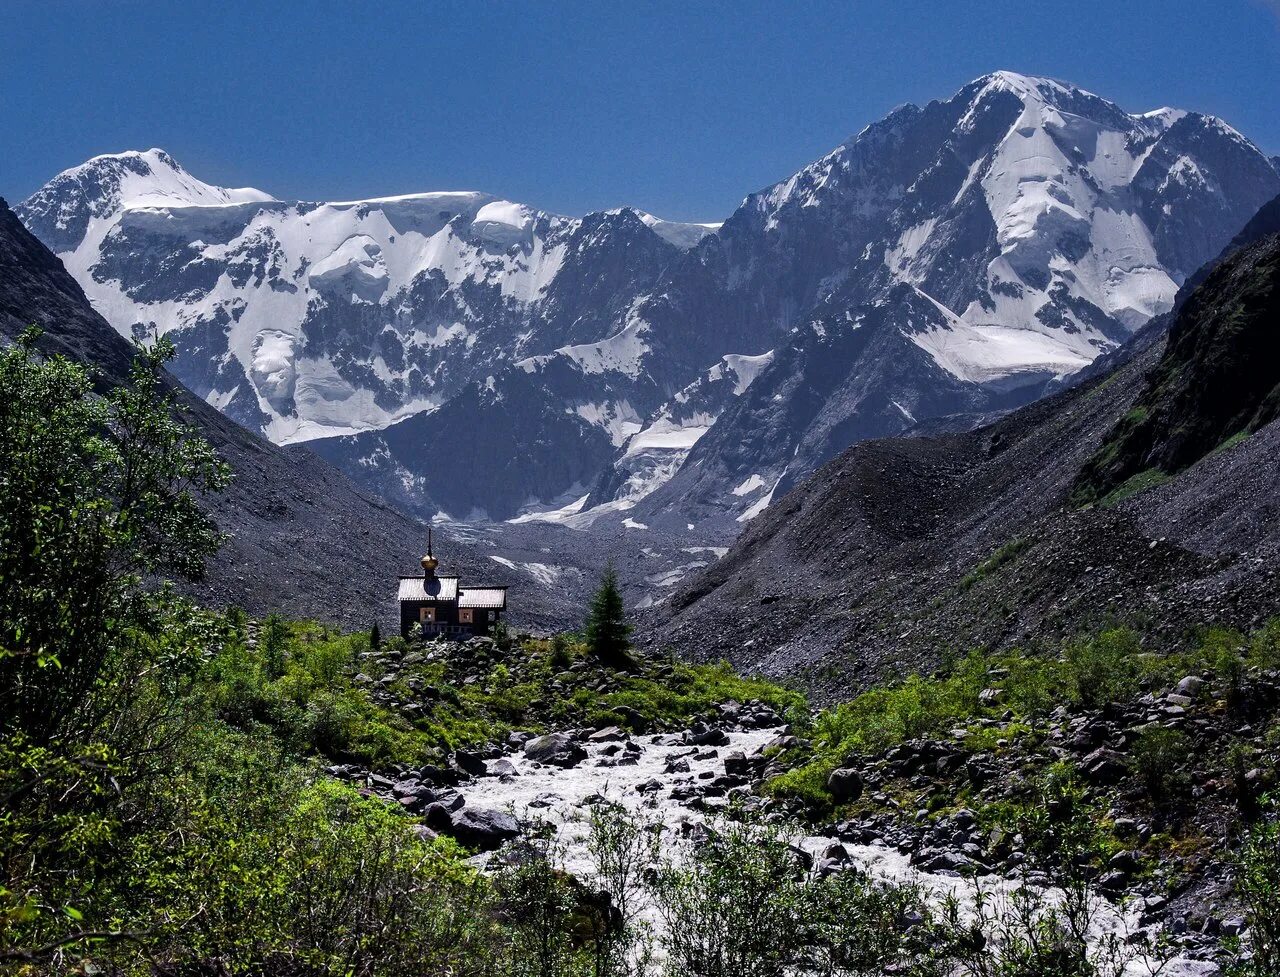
<box><xmin>452</xmin><ymin>750</ymin><xmax>489</xmax><ymax>777</ymax></box>
<box><xmin>392</xmin><ymin>779</ymin><xmax>433</xmax><ymax>800</ymax></box>
<box><xmin>1080</xmin><ymin>747</ymin><xmax>1128</xmax><ymax>785</ymax></box>
<box><xmin>1097</xmin><ymin>870</ymin><xmax>1129</xmax><ymax>895</ymax></box>
<box><xmin>524</xmin><ymin>733</ymin><xmax>588</xmax><ymax>768</ymax></box>
<box><xmin>417</xmin><ymin>764</ymin><xmax>459</xmax><ymax>787</ymax></box>
<box><xmin>611</xmin><ymin>706</ymin><xmax>649</xmax><ymax>733</ymax></box>
<box><xmin>491</xmin><ymin>758</ymin><xmax>520</xmax><ymax>777</ymax></box>
<box><xmin>589</xmin><ymin>726</ymin><xmax>628</xmax><ymax>742</ymax></box>
<box><xmin>423</xmin><ymin>802</ymin><xmax>457</xmax><ymax>833</ymax></box>
<box><xmin>822</xmin><ymin>842</ymin><xmax>851</xmax><ymax>863</ymax></box>
<box><xmin>1176</xmin><ymin>676</ymin><xmax>1206</xmax><ymax>699</ymax></box>
<box><xmin>686</xmin><ymin>723</ymin><xmax>730</xmax><ymax>747</ymax></box>
<box><xmin>826</xmin><ymin>768</ymin><xmax>864</xmax><ymax>803</ymax></box>
<box><xmin>444</xmin><ymin>807</ymin><xmax>519</xmax><ymax>851</ymax></box>
<box><xmin>410</xmin><ymin>823</ymin><xmax>439</xmax><ymax>843</ymax></box>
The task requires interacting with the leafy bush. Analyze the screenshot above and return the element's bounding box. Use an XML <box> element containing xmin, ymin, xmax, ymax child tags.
<box><xmin>648</xmin><ymin>812</ymin><xmax>943</xmax><ymax>977</ymax></box>
<box><xmin>1129</xmin><ymin>725</ymin><xmax>1191</xmax><ymax>802</ymax></box>
<box><xmin>1063</xmin><ymin>629</ymin><xmax>1144</xmax><ymax>709</ymax></box>
<box><xmin>1228</xmin><ymin>808</ymin><xmax>1280</xmax><ymax>976</ymax></box>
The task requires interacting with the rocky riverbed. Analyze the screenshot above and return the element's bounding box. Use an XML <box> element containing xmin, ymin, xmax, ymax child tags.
<box><xmin>329</xmin><ymin>710</ymin><xmax>1221</xmax><ymax>975</ymax></box>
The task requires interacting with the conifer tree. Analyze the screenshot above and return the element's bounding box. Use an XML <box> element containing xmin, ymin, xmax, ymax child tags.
<box><xmin>370</xmin><ymin>620</ymin><xmax>381</xmax><ymax>649</ymax></box>
<box><xmin>584</xmin><ymin>562</ymin><xmax>632</xmax><ymax>668</ymax></box>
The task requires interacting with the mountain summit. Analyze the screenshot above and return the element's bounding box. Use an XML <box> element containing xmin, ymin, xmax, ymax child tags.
<box><xmin>18</xmin><ymin>74</ymin><xmax>1280</xmax><ymax>535</ymax></box>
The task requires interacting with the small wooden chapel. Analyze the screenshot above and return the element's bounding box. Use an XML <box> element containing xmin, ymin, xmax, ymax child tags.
<box><xmin>397</xmin><ymin>528</ymin><xmax>508</xmax><ymax>639</ymax></box>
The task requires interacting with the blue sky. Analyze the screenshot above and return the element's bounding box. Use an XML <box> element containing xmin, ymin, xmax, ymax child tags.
<box><xmin>3</xmin><ymin>0</ymin><xmax>1278</xmax><ymax>221</ymax></box>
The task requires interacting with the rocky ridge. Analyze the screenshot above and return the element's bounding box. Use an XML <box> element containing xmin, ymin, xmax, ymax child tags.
<box><xmin>648</xmin><ymin>213</ymin><xmax>1280</xmax><ymax>696</ymax></box>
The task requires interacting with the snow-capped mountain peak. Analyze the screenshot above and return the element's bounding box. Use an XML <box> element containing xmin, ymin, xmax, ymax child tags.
<box><xmin>20</xmin><ymin>148</ymin><xmax>273</xmax><ymax>253</ymax></box>
<box><xmin>18</xmin><ymin>74</ymin><xmax>1280</xmax><ymax>532</ymax></box>
<box><xmin>630</xmin><ymin>210</ymin><xmax>721</xmax><ymax>249</ymax></box>
<box><xmin>17</xmin><ymin>153</ymin><xmax>700</xmax><ymax>444</ymax></box>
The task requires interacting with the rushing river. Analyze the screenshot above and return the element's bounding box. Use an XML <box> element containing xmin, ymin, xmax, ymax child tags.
<box><xmin>459</xmin><ymin>728</ymin><xmax>1216</xmax><ymax>976</ymax></box>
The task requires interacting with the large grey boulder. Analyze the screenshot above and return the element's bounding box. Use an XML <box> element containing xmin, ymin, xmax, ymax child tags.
<box><xmin>446</xmin><ymin>807</ymin><xmax>520</xmax><ymax>851</ymax></box>
<box><xmin>524</xmin><ymin>732</ymin><xmax>588</xmax><ymax>768</ymax></box>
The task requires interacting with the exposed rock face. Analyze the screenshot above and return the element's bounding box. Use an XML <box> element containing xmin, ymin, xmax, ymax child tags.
<box><xmin>20</xmin><ymin>75</ymin><xmax>1279</xmax><ymax>528</ymax></box>
<box><xmin>1075</xmin><ymin>224</ymin><xmax>1280</xmax><ymax>502</ymax></box>
<box><xmin>0</xmin><ymin>197</ymin><xmax>560</xmax><ymax>630</ymax></box>
<box><xmin>443</xmin><ymin>807</ymin><xmax>520</xmax><ymax>851</ymax></box>
<box><xmin>826</xmin><ymin>768</ymin><xmax>864</xmax><ymax>803</ymax></box>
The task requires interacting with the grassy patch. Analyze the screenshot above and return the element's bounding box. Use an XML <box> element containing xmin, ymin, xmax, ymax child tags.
<box><xmin>1210</xmin><ymin>429</ymin><xmax>1250</xmax><ymax>456</ymax></box>
<box><xmin>1100</xmin><ymin>467</ymin><xmax>1172</xmax><ymax>507</ymax></box>
<box><xmin>959</xmin><ymin>536</ymin><xmax>1032</xmax><ymax>590</ymax></box>
<box><xmin>767</xmin><ymin>624</ymin><xmax>1278</xmax><ymax>809</ymax></box>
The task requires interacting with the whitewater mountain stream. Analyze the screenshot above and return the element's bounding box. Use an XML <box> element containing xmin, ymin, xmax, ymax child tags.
<box><xmin>458</xmin><ymin>727</ymin><xmax>1213</xmax><ymax>976</ymax></box>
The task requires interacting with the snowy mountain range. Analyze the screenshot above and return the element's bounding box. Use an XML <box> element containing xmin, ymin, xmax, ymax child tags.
<box><xmin>18</xmin><ymin>72</ymin><xmax>1280</xmax><ymax>534</ymax></box>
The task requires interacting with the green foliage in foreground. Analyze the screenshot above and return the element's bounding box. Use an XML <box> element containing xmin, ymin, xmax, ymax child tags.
<box><xmin>771</xmin><ymin>624</ymin><xmax>1280</xmax><ymax>808</ymax></box>
<box><xmin>1227</xmin><ymin>802</ymin><xmax>1280</xmax><ymax>977</ymax></box>
<box><xmin>0</xmin><ymin>332</ymin><xmax>814</xmax><ymax>971</ymax></box>
<box><xmin>201</xmin><ymin>615</ymin><xmax>805</xmax><ymax>770</ymax></box>
<box><xmin>0</xmin><ymin>328</ymin><xmax>1244</xmax><ymax>974</ymax></box>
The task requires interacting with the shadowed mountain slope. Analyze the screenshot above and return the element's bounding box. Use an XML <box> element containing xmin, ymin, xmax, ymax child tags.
<box><xmin>1074</xmin><ymin>232</ymin><xmax>1280</xmax><ymax>503</ymax></box>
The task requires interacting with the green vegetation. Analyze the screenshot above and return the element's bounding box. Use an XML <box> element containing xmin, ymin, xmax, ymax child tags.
<box><xmin>959</xmin><ymin>537</ymin><xmax>1032</xmax><ymax>590</ymax></box>
<box><xmin>0</xmin><ymin>331</ymin><xmax>815</xmax><ymax>972</ymax></box>
<box><xmin>1129</xmin><ymin>725</ymin><xmax>1191</xmax><ymax>802</ymax></box>
<box><xmin>1099</xmin><ymin>467</ymin><xmax>1172</xmax><ymax>507</ymax></box>
<box><xmin>0</xmin><ymin>329</ymin><xmax>1267</xmax><ymax>973</ymax></box>
<box><xmin>1211</xmin><ymin>429</ymin><xmax>1251</xmax><ymax>456</ymax></box>
<box><xmin>649</xmin><ymin>811</ymin><xmax>947</xmax><ymax>977</ymax></box>
<box><xmin>0</xmin><ymin>329</ymin><xmax>228</xmax><ymax>745</ymax></box>
<box><xmin>770</xmin><ymin>625</ymin><xmax>1280</xmax><ymax>809</ymax></box>
<box><xmin>203</xmin><ymin>616</ymin><xmax>804</xmax><ymax>768</ymax></box>
<box><xmin>1227</xmin><ymin>804</ymin><xmax>1280</xmax><ymax>976</ymax></box>
<box><xmin>584</xmin><ymin>561</ymin><xmax>633</xmax><ymax>668</ymax></box>
<box><xmin>0</xmin><ymin>336</ymin><xmax>500</xmax><ymax>971</ymax></box>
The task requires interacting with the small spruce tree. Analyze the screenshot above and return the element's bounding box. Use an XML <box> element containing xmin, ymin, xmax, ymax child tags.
<box><xmin>261</xmin><ymin>613</ymin><xmax>289</xmax><ymax>678</ymax></box>
<box><xmin>370</xmin><ymin>620</ymin><xmax>382</xmax><ymax>649</ymax></box>
<box><xmin>584</xmin><ymin>562</ymin><xmax>632</xmax><ymax>668</ymax></box>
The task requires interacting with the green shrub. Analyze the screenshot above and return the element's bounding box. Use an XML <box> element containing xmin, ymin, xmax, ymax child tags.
<box><xmin>1129</xmin><ymin>725</ymin><xmax>1191</xmax><ymax>802</ymax></box>
<box><xmin>960</xmin><ymin>537</ymin><xmax>1032</xmax><ymax>590</ymax></box>
<box><xmin>1063</xmin><ymin>629</ymin><xmax>1144</xmax><ymax>709</ymax></box>
<box><xmin>549</xmin><ymin>633</ymin><xmax>573</xmax><ymax>670</ymax></box>
<box><xmin>1228</xmin><ymin>809</ymin><xmax>1280</xmax><ymax>976</ymax></box>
